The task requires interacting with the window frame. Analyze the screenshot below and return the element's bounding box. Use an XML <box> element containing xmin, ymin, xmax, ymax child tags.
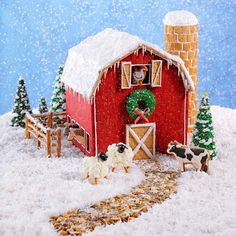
<box><xmin>67</xmin><ymin>115</ymin><xmax>71</xmax><ymax>123</ymax></box>
<box><xmin>85</xmin><ymin>132</ymin><xmax>90</xmax><ymax>153</ymax></box>
<box><xmin>71</xmin><ymin>121</ymin><xmax>85</xmax><ymax>147</ymax></box>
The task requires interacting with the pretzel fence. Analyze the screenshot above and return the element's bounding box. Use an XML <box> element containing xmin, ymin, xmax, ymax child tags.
<box><xmin>25</xmin><ymin>111</ymin><xmax>66</xmax><ymax>157</ymax></box>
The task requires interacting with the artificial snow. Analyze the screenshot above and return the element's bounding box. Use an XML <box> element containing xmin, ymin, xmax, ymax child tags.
<box><xmin>0</xmin><ymin>113</ymin><xmax>144</xmax><ymax>236</ymax></box>
<box><xmin>61</xmin><ymin>28</ymin><xmax>194</xmax><ymax>98</ymax></box>
<box><xmin>0</xmin><ymin>106</ymin><xmax>236</xmax><ymax>235</ymax></box>
<box><xmin>164</xmin><ymin>10</ymin><xmax>198</xmax><ymax>26</ymax></box>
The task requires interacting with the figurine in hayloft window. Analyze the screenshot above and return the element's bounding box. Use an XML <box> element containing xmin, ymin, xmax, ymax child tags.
<box><xmin>131</xmin><ymin>64</ymin><xmax>150</xmax><ymax>86</ymax></box>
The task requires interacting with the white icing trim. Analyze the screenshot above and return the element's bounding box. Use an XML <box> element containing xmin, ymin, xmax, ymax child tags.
<box><xmin>93</xmin><ymin>95</ymin><xmax>98</xmax><ymax>156</ymax></box>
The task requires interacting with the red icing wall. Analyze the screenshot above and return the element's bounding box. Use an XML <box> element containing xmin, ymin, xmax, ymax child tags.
<box><xmin>95</xmin><ymin>49</ymin><xmax>188</xmax><ymax>154</ymax></box>
<box><xmin>66</xmin><ymin>88</ymin><xmax>95</xmax><ymax>156</ymax></box>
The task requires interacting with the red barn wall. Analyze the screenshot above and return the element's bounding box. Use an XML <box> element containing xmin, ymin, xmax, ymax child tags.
<box><xmin>66</xmin><ymin>88</ymin><xmax>95</xmax><ymax>156</ymax></box>
<box><xmin>95</xmin><ymin>49</ymin><xmax>188</xmax><ymax>154</ymax></box>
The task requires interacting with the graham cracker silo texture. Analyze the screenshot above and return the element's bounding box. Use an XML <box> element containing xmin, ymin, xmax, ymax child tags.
<box><xmin>164</xmin><ymin>10</ymin><xmax>198</xmax><ymax>132</ymax></box>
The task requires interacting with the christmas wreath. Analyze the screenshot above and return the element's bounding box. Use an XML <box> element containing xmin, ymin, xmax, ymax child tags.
<box><xmin>126</xmin><ymin>89</ymin><xmax>156</xmax><ymax>119</ymax></box>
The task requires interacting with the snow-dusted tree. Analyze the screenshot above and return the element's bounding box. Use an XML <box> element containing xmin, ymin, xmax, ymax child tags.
<box><xmin>11</xmin><ymin>76</ymin><xmax>32</xmax><ymax>128</ymax></box>
<box><xmin>51</xmin><ymin>66</ymin><xmax>66</xmax><ymax>113</ymax></box>
<box><xmin>192</xmin><ymin>93</ymin><xmax>217</xmax><ymax>160</ymax></box>
<box><xmin>38</xmin><ymin>97</ymin><xmax>49</xmax><ymax>114</ymax></box>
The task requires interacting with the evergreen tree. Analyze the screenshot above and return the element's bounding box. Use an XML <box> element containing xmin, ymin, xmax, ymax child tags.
<box><xmin>38</xmin><ymin>97</ymin><xmax>49</xmax><ymax>114</ymax></box>
<box><xmin>192</xmin><ymin>93</ymin><xmax>217</xmax><ymax>160</ymax></box>
<box><xmin>51</xmin><ymin>66</ymin><xmax>66</xmax><ymax>113</ymax></box>
<box><xmin>11</xmin><ymin>76</ymin><xmax>32</xmax><ymax>128</ymax></box>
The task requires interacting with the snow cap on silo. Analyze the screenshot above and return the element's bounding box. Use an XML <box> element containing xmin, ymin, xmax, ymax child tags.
<box><xmin>164</xmin><ymin>10</ymin><xmax>198</xmax><ymax>26</ymax></box>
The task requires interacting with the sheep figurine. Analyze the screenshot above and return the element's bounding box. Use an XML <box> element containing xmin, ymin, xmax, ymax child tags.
<box><xmin>83</xmin><ymin>152</ymin><xmax>109</xmax><ymax>184</ymax></box>
<box><xmin>106</xmin><ymin>143</ymin><xmax>133</xmax><ymax>173</ymax></box>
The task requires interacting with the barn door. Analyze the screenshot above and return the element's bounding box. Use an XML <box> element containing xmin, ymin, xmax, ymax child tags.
<box><xmin>126</xmin><ymin>123</ymin><xmax>156</xmax><ymax>160</ymax></box>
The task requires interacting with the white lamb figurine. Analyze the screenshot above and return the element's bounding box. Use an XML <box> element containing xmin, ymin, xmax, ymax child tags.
<box><xmin>107</xmin><ymin>143</ymin><xmax>133</xmax><ymax>173</ymax></box>
<box><xmin>83</xmin><ymin>152</ymin><xmax>109</xmax><ymax>184</ymax></box>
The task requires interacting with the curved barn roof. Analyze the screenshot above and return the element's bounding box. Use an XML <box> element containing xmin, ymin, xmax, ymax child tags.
<box><xmin>62</xmin><ymin>28</ymin><xmax>194</xmax><ymax>98</ymax></box>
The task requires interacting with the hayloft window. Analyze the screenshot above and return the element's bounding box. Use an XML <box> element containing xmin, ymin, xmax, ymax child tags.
<box><xmin>121</xmin><ymin>62</ymin><xmax>151</xmax><ymax>88</ymax></box>
<box><xmin>121</xmin><ymin>61</ymin><xmax>162</xmax><ymax>88</ymax></box>
<box><xmin>151</xmin><ymin>60</ymin><xmax>162</xmax><ymax>87</ymax></box>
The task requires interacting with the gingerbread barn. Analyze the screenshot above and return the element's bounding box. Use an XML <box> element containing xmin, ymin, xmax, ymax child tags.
<box><xmin>62</xmin><ymin>11</ymin><xmax>198</xmax><ymax>159</ymax></box>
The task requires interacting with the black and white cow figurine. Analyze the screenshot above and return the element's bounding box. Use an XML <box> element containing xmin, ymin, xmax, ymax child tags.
<box><xmin>167</xmin><ymin>141</ymin><xmax>210</xmax><ymax>173</ymax></box>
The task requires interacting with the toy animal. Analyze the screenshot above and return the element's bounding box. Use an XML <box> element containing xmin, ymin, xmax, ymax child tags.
<box><xmin>64</xmin><ymin>122</ymin><xmax>74</xmax><ymax>136</ymax></box>
<box><xmin>83</xmin><ymin>152</ymin><xmax>109</xmax><ymax>184</ymax></box>
<box><xmin>132</xmin><ymin>65</ymin><xmax>148</xmax><ymax>85</ymax></box>
<box><xmin>167</xmin><ymin>141</ymin><xmax>209</xmax><ymax>173</ymax></box>
<box><xmin>107</xmin><ymin>143</ymin><xmax>133</xmax><ymax>173</ymax></box>
<box><xmin>67</xmin><ymin>124</ymin><xmax>84</xmax><ymax>141</ymax></box>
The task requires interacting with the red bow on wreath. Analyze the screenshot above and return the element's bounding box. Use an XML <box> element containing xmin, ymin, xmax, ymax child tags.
<box><xmin>134</xmin><ymin>108</ymin><xmax>150</xmax><ymax>124</ymax></box>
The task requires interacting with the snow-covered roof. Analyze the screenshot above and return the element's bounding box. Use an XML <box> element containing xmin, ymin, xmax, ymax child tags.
<box><xmin>62</xmin><ymin>28</ymin><xmax>194</xmax><ymax>98</ymax></box>
<box><xmin>164</xmin><ymin>10</ymin><xmax>198</xmax><ymax>26</ymax></box>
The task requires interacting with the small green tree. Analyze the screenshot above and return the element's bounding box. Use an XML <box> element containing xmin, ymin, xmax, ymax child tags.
<box><xmin>38</xmin><ymin>97</ymin><xmax>49</xmax><ymax>114</ymax></box>
<box><xmin>11</xmin><ymin>76</ymin><xmax>32</xmax><ymax>128</ymax></box>
<box><xmin>51</xmin><ymin>66</ymin><xmax>66</xmax><ymax>113</ymax></box>
<box><xmin>192</xmin><ymin>93</ymin><xmax>217</xmax><ymax>160</ymax></box>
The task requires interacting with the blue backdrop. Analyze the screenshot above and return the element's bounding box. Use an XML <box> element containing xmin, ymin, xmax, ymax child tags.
<box><xmin>0</xmin><ymin>0</ymin><xmax>236</xmax><ymax>115</ymax></box>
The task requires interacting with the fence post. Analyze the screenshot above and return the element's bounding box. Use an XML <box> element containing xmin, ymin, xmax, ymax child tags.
<box><xmin>25</xmin><ymin>114</ymin><xmax>30</xmax><ymax>139</ymax></box>
<box><xmin>46</xmin><ymin>129</ymin><xmax>51</xmax><ymax>157</ymax></box>
<box><xmin>56</xmin><ymin>129</ymin><xmax>61</xmax><ymax>157</ymax></box>
<box><xmin>48</xmin><ymin>112</ymin><xmax>53</xmax><ymax>128</ymax></box>
<box><xmin>36</xmin><ymin>126</ymin><xmax>41</xmax><ymax>148</ymax></box>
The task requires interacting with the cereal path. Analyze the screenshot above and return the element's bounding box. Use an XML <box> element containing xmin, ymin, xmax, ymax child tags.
<box><xmin>50</xmin><ymin>159</ymin><xmax>178</xmax><ymax>236</ymax></box>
